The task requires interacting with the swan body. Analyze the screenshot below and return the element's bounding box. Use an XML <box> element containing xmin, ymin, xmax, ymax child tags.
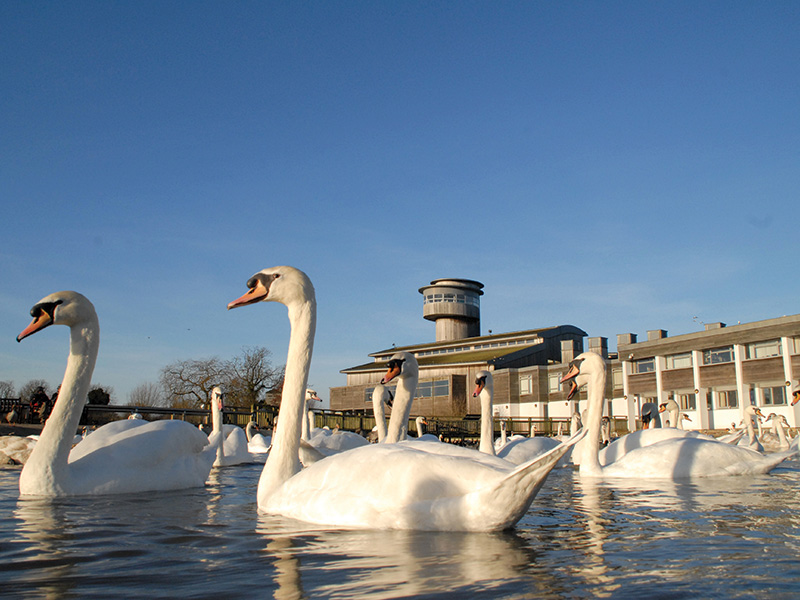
<box><xmin>306</xmin><ymin>426</ymin><xmax>369</xmax><ymax>454</ymax></box>
<box><xmin>560</xmin><ymin>352</ymin><xmax>793</xmax><ymax>479</ymax></box>
<box><xmin>496</xmin><ymin>436</ymin><xmax>562</xmax><ymax>465</ymax></box>
<box><xmin>228</xmin><ymin>266</ymin><xmax>579</xmax><ymax>531</ymax></box>
<box><xmin>16</xmin><ymin>291</ymin><xmax>214</xmax><ymax>496</ymax></box>
<box><xmin>0</xmin><ymin>435</ymin><xmax>37</xmax><ymax>465</ymax></box>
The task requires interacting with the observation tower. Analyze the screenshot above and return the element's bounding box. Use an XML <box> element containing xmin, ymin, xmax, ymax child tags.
<box><xmin>418</xmin><ymin>278</ymin><xmax>484</xmax><ymax>342</ymax></box>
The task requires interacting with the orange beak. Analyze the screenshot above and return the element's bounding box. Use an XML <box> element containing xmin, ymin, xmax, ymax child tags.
<box><xmin>473</xmin><ymin>380</ymin><xmax>486</xmax><ymax>398</ymax></box>
<box><xmin>381</xmin><ymin>364</ymin><xmax>401</xmax><ymax>385</ymax></box>
<box><xmin>559</xmin><ymin>364</ymin><xmax>581</xmax><ymax>400</ymax></box>
<box><xmin>17</xmin><ymin>310</ymin><xmax>54</xmax><ymax>342</ymax></box>
<box><xmin>227</xmin><ymin>279</ymin><xmax>269</xmax><ymax>310</ymax></box>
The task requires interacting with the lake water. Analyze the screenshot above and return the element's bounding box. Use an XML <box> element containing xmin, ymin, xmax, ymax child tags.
<box><xmin>1</xmin><ymin>457</ymin><xmax>799</xmax><ymax>599</ymax></box>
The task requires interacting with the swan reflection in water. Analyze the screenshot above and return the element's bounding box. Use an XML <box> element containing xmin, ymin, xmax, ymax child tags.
<box><xmin>13</xmin><ymin>497</ymin><xmax>78</xmax><ymax>599</ymax></box>
<box><xmin>255</xmin><ymin>513</ymin><xmax>551</xmax><ymax>599</ymax></box>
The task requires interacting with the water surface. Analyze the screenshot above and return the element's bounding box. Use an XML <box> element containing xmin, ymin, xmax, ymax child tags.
<box><xmin>1</xmin><ymin>459</ymin><xmax>798</xmax><ymax>599</ymax></box>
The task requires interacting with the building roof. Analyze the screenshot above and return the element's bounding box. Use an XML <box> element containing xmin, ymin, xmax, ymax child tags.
<box><xmin>618</xmin><ymin>313</ymin><xmax>800</xmax><ymax>359</ymax></box>
<box><xmin>340</xmin><ymin>324</ymin><xmax>587</xmax><ymax>375</ymax></box>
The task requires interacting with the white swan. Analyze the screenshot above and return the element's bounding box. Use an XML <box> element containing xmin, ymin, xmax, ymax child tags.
<box><xmin>16</xmin><ymin>291</ymin><xmax>214</xmax><ymax>496</ymax></box>
<box><xmin>494</xmin><ymin>421</ymin><xmax>508</xmax><ymax>452</ymax></box>
<box><xmin>246</xmin><ymin>421</ymin><xmax>271</xmax><ymax>454</ymax></box>
<box><xmin>761</xmin><ymin>413</ymin><xmax>790</xmax><ymax>452</ymax></box>
<box><xmin>739</xmin><ymin>405</ymin><xmax>765</xmax><ymax>452</ymax></box>
<box><xmin>301</xmin><ymin>389</ymin><xmax>321</xmax><ymax>441</ymax></box>
<box><xmin>640</xmin><ymin>402</ymin><xmax>661</xmax><ymax>429</ymax></box>
<box><xmin>472</xmin><ymin>370</ymin><xmax>496</xmax><ymax>455</ymax></box>
<box><xmin>382</xmin><ymin>352</ymin><xmax>418</xmax><ymax>444</ymax></box>
<box><xmin>228</xmin><ymin>265</ymin><xmax>579</xmax><ymax>531</ymax></box>
<box><xmin>0</xmin><ymin>435</ymin><xmax>37</xmax><ymax>465</ymax></box>
<box><xmin>658</xmin><ymin>398</ymin><xmax>680</xmax><ymax>428</ymax></box>
<box><xmin>207</xmin><ymin>386</ymin><xmax>252</xmax><ymax>466</ymax></box>
<box><xmin>560</xmin><ymin>352</ymin><xmax>793</xmax><ymax>479</ymax></box>
<box><xmin>306</xmin><ymin>424</ymin><xmax>369</xmax><ymax>454</ymax></box>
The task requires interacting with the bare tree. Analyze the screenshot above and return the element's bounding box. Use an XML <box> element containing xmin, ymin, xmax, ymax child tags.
<box><xmin>224</xmin><ymin>346</ymin><xmax>284</xmax><ymax>409</ymax></box>
<box><xmin>160</xmin><ymin>357</ymin><xmax>226</xmax><ymax>410</ymax></box>
<box><xmin>127</xmin><ymin>382</ymin><xmax>165</xmax><ymax>407</ymax></box>
<box><xmin>0</xmin><ymin>381</ymin><xmax>15</xmax><ymax>398</ymax></box>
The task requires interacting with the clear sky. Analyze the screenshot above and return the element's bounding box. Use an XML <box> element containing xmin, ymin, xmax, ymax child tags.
<box><xmin>2</xmin><ymin>1</ymin><xmax>798</xmax><ymax>407</ymax></box>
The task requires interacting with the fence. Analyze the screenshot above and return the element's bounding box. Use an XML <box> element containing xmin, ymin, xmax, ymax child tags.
<box><xmin>3</xmin><ymin>400</ymin><xmax>630</xmax><ymax>441</ymax></box>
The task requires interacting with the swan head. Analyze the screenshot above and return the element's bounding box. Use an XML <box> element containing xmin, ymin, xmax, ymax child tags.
<box><xmin>211</xmin><ymin>386</ymin><xmax>224</xmax><ymax>411</ymax></box>
<box><xmin>17</xmin><ymin>291</ymin><xmax>96</xmax><ymax>342</ymax></box>
<box><xmin>372</xmin><ymin>384</ymin><xmax>393</xmax><ymax>407</ymax></box>
<box><xmin>380</xmin><ymin>352</ymin><xmax>418</xmax><ymax>384</ymax></box>
<box><xmin>559</xmin><ymin>352</ymin><xmax>605</xmax><ymax>400</ymax></box>
<box><xmin>744</xmin><ymin>404</ymin><xmax>764</xmax><ymax>420</ymax></box>
<box><xmin>306</xmin><ymin>389</ymin><xmax>322</xmax><ymax>404</ymax></box>
<box><xmin>227</xmin><ymin>266</ymin><xmax>315</xmax><ymax>310</ymax></box>
<box><xmin>473</xmin><ymin>370</ymin><xmax>493</xmax><ymax>397</ymax></box>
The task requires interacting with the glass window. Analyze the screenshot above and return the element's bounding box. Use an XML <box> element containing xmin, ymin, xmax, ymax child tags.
<box><xmin>416</xmin><ymin>381</ymin><xmax>432</xmax><ymax>398</ymax></box>
<box><xmin>520</xmin><ymin>375</ymin><xmax>533</xmax><ymax>396</ymax></box>
<box><xmin>548</xmin><ymin>373</ymin><xmax>561</xmax><ymax>393</ymax></box>
<box><xmin>745</xmin><ymin>340</ymin><xmax>782</xmax><ymax>359</ymax></box>
<box><xmin>762</xmin><ymin>386</ymin><xmax>786</xmax><ymax>406</ymax></box>
<box><xmin>703</xmin><ymin>346</ymin><xmax>734</xmax><ymax>365</ymax></box>
<box><xmin>717</xmin><ymin>390</ymin><xmax>738</xmax><ymax>408</ymax></box>
<box><xmin>415</xmin><ymin>380</ymin><xmax>448</xmax><ymax>399</ymax></box>
<box><xmin>612</xmin><ymin>368</ymin><xmax>623</xmax><ymax>389</ymax></box>
<box><xmin>632</xmin><ymin>358</ymin><xmax>655</xmax><ymax>374</ymax></box>
<box><xmin>666</xmin><ymin>353</ymin><xmax>692</xmax><ymax>369</ymax></box>
<box><xmin>678</xmin><ymin>393</ymin><xmax>696</xmax><ymax>410</ymax></box>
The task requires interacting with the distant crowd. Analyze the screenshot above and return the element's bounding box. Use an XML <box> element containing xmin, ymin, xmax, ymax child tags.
<box><xmin>4</xmin><ymin>385</ymin><xmax>60</xmax><ymax>425</ymax></box>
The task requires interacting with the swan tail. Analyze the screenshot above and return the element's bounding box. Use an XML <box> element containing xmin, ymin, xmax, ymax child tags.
<box><xmin>485</xmin><ymin>430</ymin><xmax>587</xmax><ymax>530</ymax></box>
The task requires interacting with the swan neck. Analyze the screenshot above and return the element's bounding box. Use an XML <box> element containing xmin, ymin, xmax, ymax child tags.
<box><xmin>372</xmin><ymin>390</ymin><xmax>387</xmax><ymax>443</ymax></box>
<box><xmin>479</xmin><ymin>388</ymin><xmax>496</xmax><ymax>455</ymax></box>
<box><xmin>385</xmin><ymin>370</ymin><xmax>418</xmax><ymax>444</ymax></box>
<box><xmin>301</xmin><ymin>399</ymin><xmax>310</xmax><ymax>441</ymax></box>
<box><xmin>21</xmin><ymin>318</ymin><xmax>99</xmax><ymax>493</ymax></box>
<box><xmin>258</xmin><ymin>298</ymin><xmax>315</xmax><ymax>504</ymax></box>
<box><xmin>580</xmin><ymin>366</ymin><xmax>606</xmax><ymax>477</ymax></box>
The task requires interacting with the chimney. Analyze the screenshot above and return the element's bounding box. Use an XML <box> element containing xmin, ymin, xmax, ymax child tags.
<box><xmin>561</xmin><ymin>339</ymin><xmax>582</xmax><ymax>363</ymax></box>
<box><xmin>617</xmin><ymin>333</ymin><xmax>637</xmax><ymax>346</ymax></box>
<box><xmin>588</xmin><ymin>337</ymin><xmax>608</xmax><ymax>359</ymax></box>
<box><xmin>704</xmin><ymin>322</ymin><xmax>726</xmax><ymax>330</ymax></box>
<box><xmin>647</xmin><ymin>329</ymin><xmax>668</xmax><ymax>341</ymax></box>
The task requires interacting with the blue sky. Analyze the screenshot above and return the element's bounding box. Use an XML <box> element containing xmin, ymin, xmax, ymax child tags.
<box><xmin>2</xmin><ymin>1</ymin><xmax>798</xmax><ymax>406</ymax></box>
